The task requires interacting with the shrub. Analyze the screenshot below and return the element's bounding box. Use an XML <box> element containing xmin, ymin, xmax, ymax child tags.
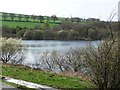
<box><xmin>83</xmin><ymin>38</ymin><xmax>120</xmax><ymax>89</ymax></box>
<box><xmin>57</xmin><ymin>30</ymin><xmax>68</xmax><ymax>40</ymax></box>
<box><xmin>0</xmin><ymin>38</ymin><xmax>24</xmax><ymax>64</ymax></box>
<box><xmin>68</xmin><ymin>29</ymin><xmax>79</xmax><ymax>40</ymax></box>
<box><xmin>17</xmin><ymin>30</ymin><xmax>26</xmax><ymax>38</ymax></box>
<box><xmin>32</xmin><ymin>30</ymin><xmax>44</xmax><ymax>40</ymax></box>
<box><xmin>23</xmin><ymin>30</ymin><xmax>33</xmax><ymax>40</ymax></box>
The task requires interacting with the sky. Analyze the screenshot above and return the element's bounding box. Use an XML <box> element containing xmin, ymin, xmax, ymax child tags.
<box><xmin>0</xmin><ymin>0</ymin><xmax>119</xmax><ymax>21</ymax></box>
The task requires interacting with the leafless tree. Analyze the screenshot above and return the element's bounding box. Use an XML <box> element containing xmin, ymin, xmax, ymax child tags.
<box><xmin>0</xmin><ymin>38</ymin><xmax>24</xmax><ymax>64</ymax></box>
<box><xmin>83</xmin><ymin>12</ymin><xmax>120</xmax><ymax>89</ymax></box>
<box><xmin>40</xmin><ymin>51</ymin><xmax>56</xmax><ymax>71</ymax></box>
<box><xmin>61</xmin><ymin>49</ymin><xmax>84</xmax><ymax>72</ymax></box>
<box><xmin>39</xmin><ymin>49</ymin><xmax>84</xmax><ymax>72</ymax></box>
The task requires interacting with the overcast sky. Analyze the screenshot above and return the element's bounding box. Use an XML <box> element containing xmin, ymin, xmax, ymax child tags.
<box><xmin>0</xmin><ymin>0</ymin><xmax>119</xmax><ymax>21</ymax></box>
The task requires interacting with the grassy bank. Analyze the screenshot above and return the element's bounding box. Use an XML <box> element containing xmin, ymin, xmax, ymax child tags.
<box><xmin>2</xmin><ymin>64</ymin><xmax>95</xmax><ymax>89</ymax></box>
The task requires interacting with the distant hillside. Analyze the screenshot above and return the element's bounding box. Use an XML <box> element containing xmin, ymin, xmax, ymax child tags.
<box><xmin>2</xmin><ymin>12</ymin><xmax>111</xmax><ymax>41</ymax></box>
<box><xmin>1</xmin><ymin>12</ymin><xmax>101</xmax><ymax>29</ymax></box>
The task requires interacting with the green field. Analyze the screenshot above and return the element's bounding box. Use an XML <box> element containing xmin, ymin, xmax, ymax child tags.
<box><xmin>2</xmin><ymin>20</ymin><xmax>94</xmax><ymax>29</ymax></box>
<box><xmin>1</xmin><ymin>12</ymin><xmax>98</xmax><ymax>30</ymax></box>
<box><xmin>1</xmin><ymin>12</ymin><xmax>97</xmax><ymax>29</ymax></box>
<box><xmin>1</xmin><ymin>12</ymin><xmax>63</xmax><ymax>29</ymax></box>
<box><xmin>2</xmin><ymin>64</ymin><xmax>95</xmax><ymax>89</ymax></box>
<box><xmin>2</xmin><ymin>21</ymin><xmax>59</xmax><ymax>29</ymax></box>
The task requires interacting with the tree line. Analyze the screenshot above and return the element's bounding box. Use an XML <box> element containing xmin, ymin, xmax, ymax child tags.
<box><xmin>1</xmin><ymin>12</ymin><xmax>100</xmax><ymax>24</ymax></box>
<box><xmin>1</xmin><ymin>12</ymin><xmax>59</xmax><ymax>23</ymax></box>
<box><xmin>2</xmin><ymin>20</ymin><xmax>117</xmax><ymax>40</ymax></box>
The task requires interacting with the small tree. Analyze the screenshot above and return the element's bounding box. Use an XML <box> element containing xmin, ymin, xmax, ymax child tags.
<box><xmin>9</xmin><ymin>13</ymin><xmax>15</xmax><ymax>21</ymax></box>
<box><xmin>68</xmin><ymin>29</ymin><xmax>79</xmax><ymax>40</ymax></box>
<box><xmin>33</xmin><ymin>30</ymin><xmax>43</xmax><ymax>40</ymax></box>
<box><xmin>2</xmin><ymin>13</ymin><xmax>8</xmax><ymax>21</ymax></box>
<box><xmin>83</xmin><ymin>17</ymin><xmax>119</xmax><ymax>89</ymax></box>
<box><xmin>17</xmin><ymin>30</ymin><xmax>26</xmax><ymax>38</ymax></box>
<box><xmin>84</xmin><ymin>38</ymin><xmax>119</xmax><ymax>89</ymax></box>
<box><xmin>39</xmin><ymin>49</ymin><xmax>84</xmax><ymax>72</ymax></box>
<box><xmin>40</xmin><ymin>51</ymin><xmax>55</xmax><ymax>71</ymax></box>
<box><xmin>24</xmin><ymin>15</ymin><xmax>29</xmax><ymax>22</ymax></box>
<box><xmin>46</xmin><ymin>16</ymin><xmax>49</xmax><ymax>22</ymax></box>
<box><xmin>71</xmin><ymin>17</ymin><xmax>74</xmax><ymax>22</ymax></box>
<box><xmin>43</xmin><ymin>22</ymin><xmax>49</xmax><ymax>29</ymax></box>
<box><xmin>74</xmin><ymin>17</ymin><xmax>81</xmax><ymax>23</ymax></box>
<box><xmin>43</xmin><ymin>30</ymin><xmax>56</xmax><ymax>40</ymax></box>
<box><xmin>51</xmin><ymin>15</ymin><xmax>58</xmax><ymax>23</ymax></box>
<box><xmin>18</xmin><ymin>14</ymin><xmax>23</xmax><ymax>21</ymax></box>
<box><xmin>38</xmin><ymin>15</ymin><xmax>44</xmax><ymax>23</ymax></box>
<box><xmin>87</xmin><ymin>28</ymin><xmax>98</xmax><ymax>40</ymax></box>
<box><xmin>23</xmin><ymin>30</ymin><xmax>33</xmax><ymax>40</ymax></box>
<box><xmin>63</xmin><ymin>49</ymin><xmax>84</xmax><ymax>72</ymax></box>
<box><xmin>31</xmin><ymin>15</ymin><xmax>37</xmax><ymax>22</ymax></box>
<box><xmin>57</xmin><ymin>30</ymin><xmax>68</xmax><ymax>40</ymax></box>
<box><xmin>0</xmin><ymin>38</ymin><xmax>24</xmax><ymax>64</ymax></box>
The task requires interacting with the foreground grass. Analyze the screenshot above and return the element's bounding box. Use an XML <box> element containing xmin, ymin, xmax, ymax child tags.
<box><xmin>2</xmin><ymin>64</ymin><xmax>95</xmax><ymax>89</ymax></box>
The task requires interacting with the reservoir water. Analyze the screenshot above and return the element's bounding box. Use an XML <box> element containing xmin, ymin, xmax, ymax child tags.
<box><xmin>21</xmin><ymin>40</ymin><xmax>100</xmax><ymax>70</ymax></box>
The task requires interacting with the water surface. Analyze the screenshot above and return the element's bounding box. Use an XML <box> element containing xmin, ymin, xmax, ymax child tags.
<box><xmin>22</xmin><ymin>40</ymin><xmax>100</xmax><ymax>66</ymax></box>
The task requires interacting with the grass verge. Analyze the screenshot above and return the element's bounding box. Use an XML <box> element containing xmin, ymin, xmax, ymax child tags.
<box><xmin>2</xmin><ymin>64</ymin><xmax>95</xmax><ymax>89</ymax></box>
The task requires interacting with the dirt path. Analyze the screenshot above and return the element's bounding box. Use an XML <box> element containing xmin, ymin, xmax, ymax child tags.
<box><xmin>0</xmin><ymin>82</ymin><xmax>20</xmax><ymax>90</ymax></box>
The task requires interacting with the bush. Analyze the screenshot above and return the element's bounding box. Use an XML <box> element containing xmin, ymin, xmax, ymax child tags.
<box><xmin>40</xmin><ymin>49</ymin><xmax>84</xmax><ymax>72</ymax></box>
<box><xmin>17</xmin><ymin>30</ymin><xmax>26</xmax><ymax>38</ymax></box>
<box><xmin>0</xmin><ymin>38</ymin><xmax>24</xmax><ymax>64</ymax></box>
<box><xmin>43</xmin><ymin>30</ymin><xmax>56</xmax><ymax>40</ymax></box>
<box><xmin>57</xmin><ymin>30</ymin><xmax>68</xmax><ymax>40</ymax></box>
<box><xmin>32</xmin><ymin>30</ymin><xmax>44</xmax><ymax>40</ymax></box>
<box><xmin>68</xmin><ymin>29</ymin><xmax>79</xmax><ymax>40</ymax></box>
<box><xmin>23</xmin><ymin>30</ymin><xmax>33</xmax><ymax>40</ymax></box>
<box><xmin>57</xmin><ymin>29</ymin><xmax>79</xmax><ymax>40</ymax></box>
<box><xmin>83</xmin><ymin>38</ymin><xmax>120</xmax><ymax>89</ymax></box>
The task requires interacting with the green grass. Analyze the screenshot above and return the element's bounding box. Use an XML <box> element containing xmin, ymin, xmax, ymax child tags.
<box><xmin>2</xmin><ymin>64</ymin><xmax>95</xmax><ymax>89</ymax></box>
<box><xmin>2</xmin><ymin>21</ymin><xmax>59</xmax><ymax>29</ymax></box>
<box><xmin>2</xmin><ymin>20</ymin><xmax>92</xmax><ymax>29</ymax></box>
<box><xmin>1</xmin><ymin>17</ymin><xmax>94</xmax><ymax>29</ymax></box>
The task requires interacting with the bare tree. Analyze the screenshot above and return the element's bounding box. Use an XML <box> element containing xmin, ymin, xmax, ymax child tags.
<box><xmin>50</xmin><ymin>51</ymin><xmax>65</xmax><ymax>72</ymax></box>
<box><xmin>40</xmin><ymin>51</ymin><xmax>55</xmax><ymax>71</ymax></box>
<box><xmin>84</xmin><ymin>38</ymin><xmax>119</xmax><ymax>89</ymax></box>
<box><xmin>0</xmin><ymin>38</ymin><xmax>24</xmax><ymax>64</ymax></box>
<box><xmin>64</xmin><ymin>49</ymin><xmax>85</xmax><ymax>72</ymax></box>
<box><xmin>40</xmin><ymin>50</ymin><xmax>67</xmax><ymax>72</ymax></box>
<box><xmin>39</xmin><ymin>49</ymin><xmax>84</xmax><ymax>72</ymax></box>
<box><xmin>83</xmin><ymin>12</ymin><xmax>120</xmax><ymax>89</ymax></box>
